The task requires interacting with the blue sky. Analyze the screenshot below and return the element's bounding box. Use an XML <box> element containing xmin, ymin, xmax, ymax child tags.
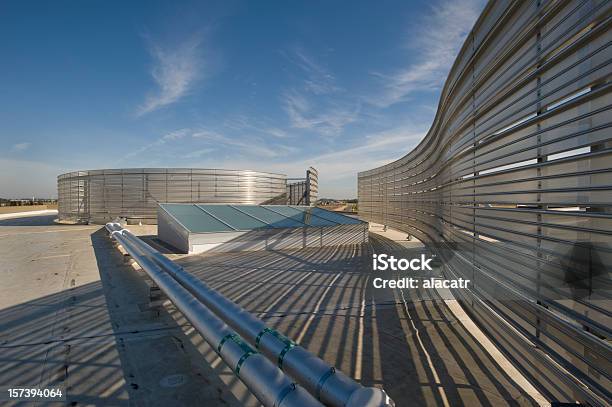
<box><xmin>0</xmin><ymin>0</ymin><xmax>485</xmax><ymax>198</ymax></box>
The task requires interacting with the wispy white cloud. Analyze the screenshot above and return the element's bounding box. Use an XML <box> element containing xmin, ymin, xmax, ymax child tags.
<box><xmin>136</xmin><ymin>35</ymin><xmax>206</xmax><ymax>116</ymax></box>
<box><xmin>122</xmin><ymin>127</ymin><xmax>298</xmax><ymax>164</ymax></box>
<box><xmin>214</xmin><ymin>123</ymin><xmax>427</xmax><ymax>197</ymax></box>
<box><xmin>370</xmin><ymin>0</ymin><xmax>484</xmax><ymax>107</ymax></box>
<box><xmin>11</xmin><ymin>142</ymin><xmax>32</xmax><ymax>153</ymax></box>
<box><xmin>122</xmin><ymin>129</ymin><xmax>191</xmax><ymax>159</ymax></box>
<box><xmin>281</xmin><ymin>48</ymin><xmax>358</xmax><ymax>137</ymax></box>
<box><xmin>297</xmin><ymin>125</ymin><xmax>425</xmax><ymax>180</ymax></box>
<box><xmin>282</xmin><ymin>90</ymin><xmax>359</xmax><ymax>137</ymax></box>
<box><xmin>190</xmin><ymin>129</ymin><xmax>296</xmax><ymax>158</ymax></box>
<box><xmin>290</xmin><ymin>47</ymin><xmax>341</xmax><ymax>95</ymax></box>
<box><xmin>264</xmin><ymin>128</ymin><xmax>290</xmax><ymax>139</ymax></box>
<box><xmin>222</xmin><ymin>115</ymin><xmax>292</xmax><ymax>139</ymax></box>
<box><xmin>10</xmin><ymin>142</ymin><xmax>31</xmax><ymax>152</ymax></box>
<box><xmin>184</xmin><ymin>148</ymin><xmax>215</xmax><ymax>159</ymax></box>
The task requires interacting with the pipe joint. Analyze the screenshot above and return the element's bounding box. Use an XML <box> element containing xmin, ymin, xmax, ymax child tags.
<box><xmin>275</xmin><ymin>383</ymin><xmax>297</xmax><ymax>407</ymax></box>
<box><xmin>315</xmin><ymin>367</ymin><xmax>335</xmax><ymax>400</ymax></box>
<box><xmin>255</xmin><ymin>328</ymin><xmax>297</xmax><ymax>368</ymax></box>
<box><xmin>217</xmin><ymin>333</ymin><xmax>257</xmax><ymax>376</ymax></box>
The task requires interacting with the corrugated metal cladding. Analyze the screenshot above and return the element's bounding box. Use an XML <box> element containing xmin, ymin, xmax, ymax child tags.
<box><xmin>359</xmin><ymin>1</ymin><xmax>611</xmax><ymax>405</ymax></box>
<box><xmin>57</xmin><ymin>168</ymin><xmax>290</xmax><ymax>224</ymax></box>
<box><xmin>157</xmin><ymin>204</ymin><xmax>367</xmax><ymax>254</ymax></box>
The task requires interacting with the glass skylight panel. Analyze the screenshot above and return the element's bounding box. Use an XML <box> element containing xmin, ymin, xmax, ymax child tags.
<box><xmin>309</xmin><ymin>208</ymin><xmax>362</xmax><ymax>224</ymax></box>
<box><xmin>197</xmin><ymin>204</ymin><xmax>268</xmax><ymax>230</ymax></box>
<box><xmin>160</xmin><ymin>204</ymin><xmax>364</xmax><ymax>233</ymax></box>
<box><xmin>161</xmin><ymin>204</ymin><xmax>234</xmax><ymax>233</ymax></box>
<box><xmin>263</xmin><ymin>205</ymin><xmax>337</xmax><ymax>227</ymax></box>
<box><xmin>236</xmin><ymin>205</ymin><xmax>306</xmax><ymax>228</ymax></box>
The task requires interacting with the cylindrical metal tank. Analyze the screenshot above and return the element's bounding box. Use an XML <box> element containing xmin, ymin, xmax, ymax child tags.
<box><xmin>57</xmin><ymin>168</ymin><xmax>288</xmax><ymax>224</ymax></box>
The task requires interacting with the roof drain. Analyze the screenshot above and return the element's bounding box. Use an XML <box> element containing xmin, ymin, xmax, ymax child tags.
<box><xmin>105</xmin><ymin>223</ymin><xmax>322</xmax><ymax>407</ymax></box>
<box><xmin>106</xmin><ymin>222</ymin><xmax>395</xmax><ymax>407</ymax></box>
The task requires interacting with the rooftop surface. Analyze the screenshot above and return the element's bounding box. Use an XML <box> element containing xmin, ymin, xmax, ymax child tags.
<box><xmin>0</xmin><ymin>211</ymin><xmax>543</xmax><ymax>406</ymax></box>
<box><xmin>159</xmin><ymin>204</ymin><xmax>363</xmax><ymax>233</ymax></box>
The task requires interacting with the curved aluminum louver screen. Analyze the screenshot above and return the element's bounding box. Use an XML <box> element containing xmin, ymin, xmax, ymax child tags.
<box><xmin>359</xmin><ymin>1</ymin><xmax>611</xmax><ymax>405</ymax></box>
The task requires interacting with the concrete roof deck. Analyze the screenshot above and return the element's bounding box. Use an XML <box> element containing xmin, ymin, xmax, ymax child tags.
<box><xmin>172</xmin><ymin>225</ymin><xmax>543</xmax><ymax>407</ymax></box>
<box><xmin>0</xmin><ymin>212</ymin><xmax>543</xmax><ymax>406</ymax></box>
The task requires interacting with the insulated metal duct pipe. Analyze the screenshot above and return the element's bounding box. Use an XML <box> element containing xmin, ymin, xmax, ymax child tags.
<box><xmin>105</xmin><ymin>223</ymin><xmax>323</xmax><ymax>407</ymax></box>
<box><xmin>107</xmin><ymin>223</ymin><xmax>394</xmax><ymax>407</ymax></box>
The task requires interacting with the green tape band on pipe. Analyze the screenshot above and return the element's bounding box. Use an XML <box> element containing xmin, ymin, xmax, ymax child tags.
<box><xmin>218</xmin><ymin>333</ymin><xmax>257</xmax><ymax>376</ymax></box>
